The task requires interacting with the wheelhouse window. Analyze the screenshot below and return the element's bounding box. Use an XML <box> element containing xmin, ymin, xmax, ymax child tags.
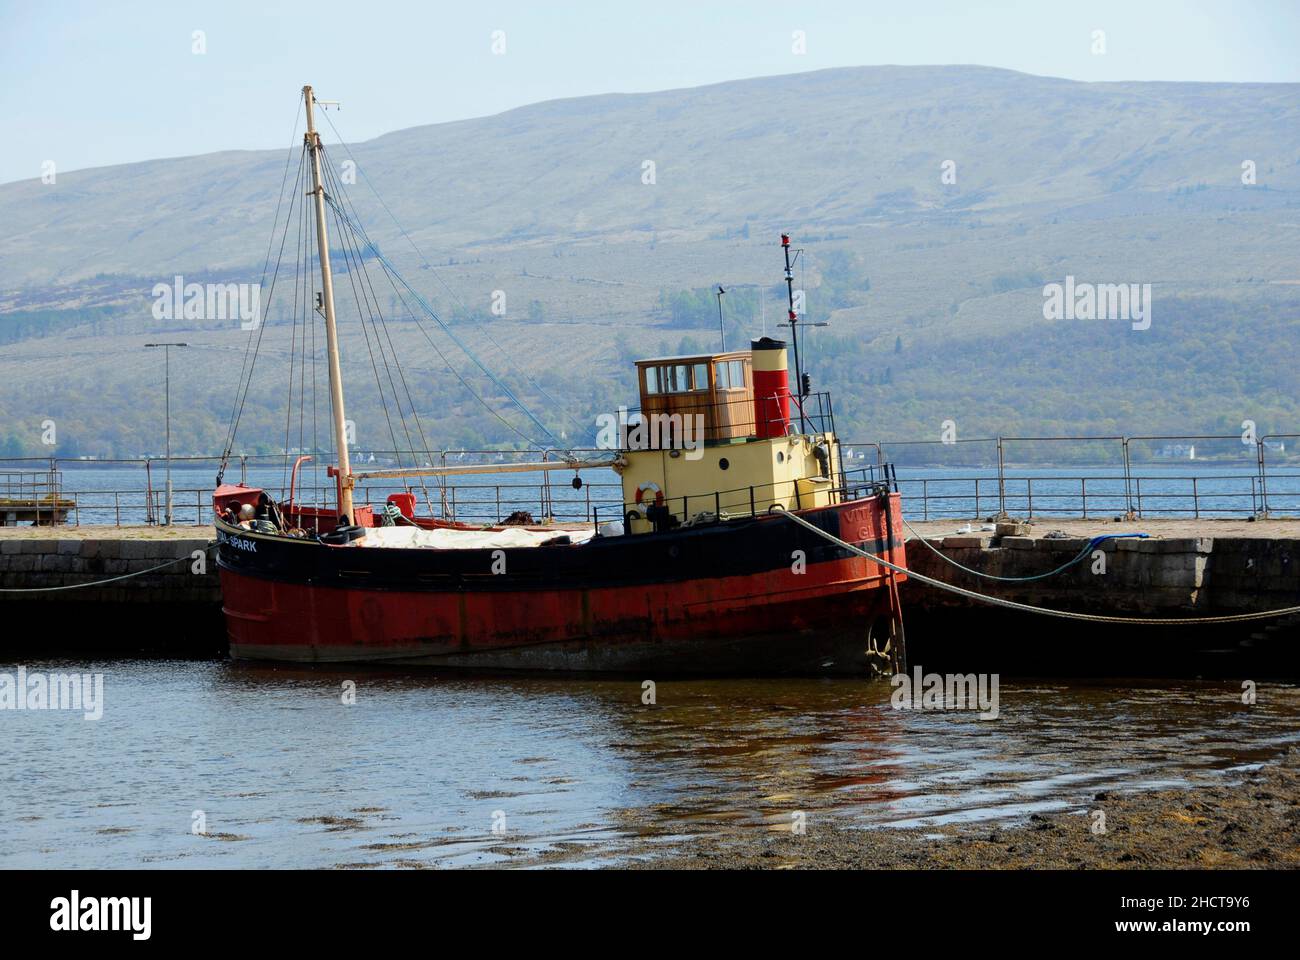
<box><xmin>645</xmin><ymin>362</ymin><xmax>708</xmax><ymax>394</ymax></box>
<box><xmin>715</xmin><ymin>359</ymin><xmax>745</xmax><ymax>389</ymax></box>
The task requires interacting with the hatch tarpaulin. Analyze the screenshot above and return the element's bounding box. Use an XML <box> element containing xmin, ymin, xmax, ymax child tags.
<box><xmin>359</xmin><ymin>525</ymin><xmax>595</xmax><ymax>550</ymax></box>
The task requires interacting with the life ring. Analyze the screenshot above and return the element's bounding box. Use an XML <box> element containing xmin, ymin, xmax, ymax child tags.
<box><xmin>634</xmin><ymin>481</ymin><xmax>664</xmax><ymax>508</ymax></box>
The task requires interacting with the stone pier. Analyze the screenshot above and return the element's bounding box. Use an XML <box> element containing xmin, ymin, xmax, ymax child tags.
<box><xmin>0</xmin><ymin>527</ymin><xmax>222</xmax><ymax>654</ymax></box>
<box><xmin>899</xmin><ymin>518</ymin><xmax>1300</xmax><ymax>675</ymax></box>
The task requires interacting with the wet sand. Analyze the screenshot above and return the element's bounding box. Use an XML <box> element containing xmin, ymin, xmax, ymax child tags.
<box><xmin>608</xmin><ymin>748</ymin><xmax>1300</xmax><ymax>869</ymax></box>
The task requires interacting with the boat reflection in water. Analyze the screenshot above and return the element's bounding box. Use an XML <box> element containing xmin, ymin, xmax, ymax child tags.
<box><xmin>4</xmin><ymin>658</ymin><xmax>1297</xmax><ymax>868</ymax></box>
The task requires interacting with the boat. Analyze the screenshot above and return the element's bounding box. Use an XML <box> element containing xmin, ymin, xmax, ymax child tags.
<box><xmin>212</xmin><ymin>86</ymin><xmax>909</xmax><ymax>674</ymax></box>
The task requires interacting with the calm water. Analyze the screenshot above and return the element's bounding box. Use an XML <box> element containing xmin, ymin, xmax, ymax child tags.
<box><xmin>2</xmin><ymin>657</ymin><xmax>1297</xmax><ymax>868</ymax></box>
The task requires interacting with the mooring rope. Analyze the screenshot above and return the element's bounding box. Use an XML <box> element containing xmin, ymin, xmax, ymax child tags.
<box><xmin>901</xmin><ymin>517</ymin><xmax>1149</xmax><ymax>583</ymax></box>
<box><xmin>777</xmin><ymin>507</ymin><xmax>1300</xmax><ymax>625</ymax></box>
<box><xmin>0</xmin><ymin>541</ymin><xmax>217</xmax><ymax>593</ymax></box>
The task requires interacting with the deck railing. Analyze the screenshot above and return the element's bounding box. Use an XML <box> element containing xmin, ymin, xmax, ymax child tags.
<box><xmin>590</xmin><ymin>465</ymin><xmax>896</xmax><ymax>532</ymax></box>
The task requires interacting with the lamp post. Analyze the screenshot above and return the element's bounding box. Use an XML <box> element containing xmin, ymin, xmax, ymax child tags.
<box><xmin>145</xmin><ymin>342</ymin><xmax>188</xmax><ymax>525</ymax></box>
<box><xmin>715</xmin><ymin>285</ymin><xmax>726</xmax><ymax>352</ymax></box>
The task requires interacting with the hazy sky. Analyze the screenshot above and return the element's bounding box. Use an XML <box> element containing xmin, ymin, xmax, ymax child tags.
<box><xmin>1</xmin><ymin>0</ymin><xmax>1297</xmax><ymax>185</ymax></box>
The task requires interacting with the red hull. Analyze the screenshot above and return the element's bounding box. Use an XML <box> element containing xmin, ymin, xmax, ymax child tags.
<box><xmin>217</xmin><ymin>495</ymin><xmax>907</xmax><ymax>675</ymax></box>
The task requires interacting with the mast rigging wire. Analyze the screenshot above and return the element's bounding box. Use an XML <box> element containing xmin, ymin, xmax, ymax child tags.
<box><xmin>218</xmin><ymin>93</ymin><xmax>304</xmax><ymax>485</ymax></box>
<box><xmin>317</xmin><ymin>108</ymin><xmax>597</xmax><ymax>446</ymax></box>
<box><xmin>221</xmin><ymin>95</ymin><xmax>578</xmax><ymax>498</ymax></box>
<box><xmin>320</xmin><ymin>181</ymin><xmax>563</xmax><ymax>449</ymax></box>
<box><xmin>319</xmin><ymin>153</ymin><xmax>439</xmax><ymax>515</ymax></box>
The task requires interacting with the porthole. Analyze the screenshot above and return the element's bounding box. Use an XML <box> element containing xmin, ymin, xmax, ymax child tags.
<box><xmin>776</xmin><ymin>451</ymin><xmax>785</xmax><ymax>463</ymax></box>
<box><xmin>719</xmin><ymin>458</ymin><xmax>730</xmax><ymax>470</ymax></box>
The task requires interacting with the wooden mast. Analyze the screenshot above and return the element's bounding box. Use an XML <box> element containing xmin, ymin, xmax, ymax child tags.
<box><xmin>303</xmin><ymin>85</ymin><xmax>354</xmax><ymax>522</ymax></box>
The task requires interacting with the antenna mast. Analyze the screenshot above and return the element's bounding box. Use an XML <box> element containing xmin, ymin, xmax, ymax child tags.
<box><xmin>781</xmin><ymin>233</ymin><xmax>807</xmax><ymax>432</ymax></box>
<box><xmin>303</xmin><ymin>85</ymin><xmax>354</xmax><ymax>522</ymax></box>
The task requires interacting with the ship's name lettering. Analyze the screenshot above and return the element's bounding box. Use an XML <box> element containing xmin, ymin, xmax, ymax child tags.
<box><xmin>220</xmin><ymin>532</ymin><xmax>258</xmax><ymax>552</ymax></box>
<box><xmin>842</xmin><ymin>507</ymin><xmax>872</xmax><ymax>526</ymax></box>
<box><xmin>841</xmin><ymin>507</ymin><xmax>875</xmax><ymax>541</ymax></box>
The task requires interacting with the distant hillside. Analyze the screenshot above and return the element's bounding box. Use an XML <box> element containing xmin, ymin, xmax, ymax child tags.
<box><xmin>1</xmin><ymin>65</ymin><xmax>1299</xmax><ymax>458</ymax></box>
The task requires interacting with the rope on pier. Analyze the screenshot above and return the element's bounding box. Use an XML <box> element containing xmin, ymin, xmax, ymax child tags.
<box><xmin>777</xmin><ymin>508</ymin><xmax>1300</xmax><ymax>626</ymax></box>
<box><xmin>902</xmin><ymin>517</ymin><xmax>1149</xmax><ymax>583</ymax></box>
<box><xmin>0</xmin><ymin>541</ymin><xmax>217</xmax><ymax>593</ymax></box>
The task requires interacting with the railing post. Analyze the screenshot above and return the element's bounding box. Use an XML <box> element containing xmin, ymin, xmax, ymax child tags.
<box><xmin>542</xmin><ymin>450</ymin><xmax>552</xmax><ymax>520</ymax></box>
<box><xmin>1081</xmin><ymin>477</ymin><xmax>1088</xmax><ymax>519</ymax></box>
<box><xmin>1257</xmin><ymin>439</ymin><xmax>1269</xmax><ymax>517</ymax></box>
<box><xmin>1135</xmin><ymin>477</ymin><xmax>1142</xmax><ymax>518</ymax></box>
<box><xmin>996</xmin><ymin>435</ymin><xmax>1007</xmax><ymax>518</ymax></box>
<box><xmin>1027</xmin><ymin>477</ymin><xmax>1033</xmax><ymax>519</ymax></box>
<box><xmin>1193</xmin><ymin>476</ymin><xmax>1199</xmax><ymax>519</ymax></box>
<box><xmin>974</xmin><ymin>477</ymin><xmax>980</xmax><ymax>520</ymax></box>
<box><xmin>1122</xmin><ymin>437</ymin><xmax>1135</xmax><ymax>520</ymax></box>
<box><xmin>440</xmin><ymin>450</ymin><xmax>448</xmax><ymax>518</ymax></box>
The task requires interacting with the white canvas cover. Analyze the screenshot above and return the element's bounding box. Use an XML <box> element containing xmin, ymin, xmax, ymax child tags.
<box><xmin>359</xmin><ymin>524</ymin><xmax>596</xmax><ymax>550</ymax></box>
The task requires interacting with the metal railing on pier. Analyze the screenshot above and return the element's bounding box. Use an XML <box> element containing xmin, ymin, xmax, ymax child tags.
<box><xmin>844</xmin><ymin>433</ymin><xmax>1300</xmax><ymax>520</ymax></box>
<box><xmin>0</xmin><ymin>466</ymin><xmax>70</xmax><ymax>525</ymax></box>
<box><xmin>1</xmin><ymin>431</ymin><xmax>1298</xmax><ymax>526</ymax></box>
